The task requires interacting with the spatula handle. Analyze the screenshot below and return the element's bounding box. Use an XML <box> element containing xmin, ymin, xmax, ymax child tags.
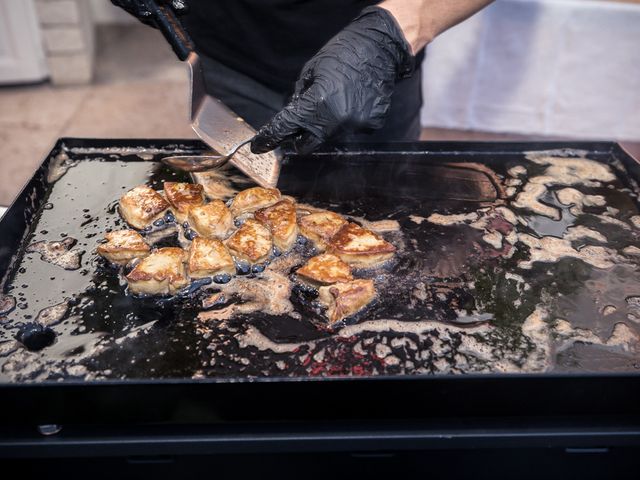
<box><xmin>147</xmin><ymin>1</ymin><xmax>195</xmax><ymax>61</ymax></box>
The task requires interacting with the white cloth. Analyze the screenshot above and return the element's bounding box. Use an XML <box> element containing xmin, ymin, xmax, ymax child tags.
<box><xmin>420</xmin><ymin>0</ymin><xmax>640</xmax><ymax>141</ymax></box>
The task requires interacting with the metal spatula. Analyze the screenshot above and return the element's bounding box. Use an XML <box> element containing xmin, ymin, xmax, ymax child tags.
<box><xmin>161</xmin><ymin>138</ymin><xmax>253</xmax><ymax>172</ymax></box>
<box><xmin>147</xmin><ymin>1</ymin><xmax>281</xmax><ymax>187</ymax></box>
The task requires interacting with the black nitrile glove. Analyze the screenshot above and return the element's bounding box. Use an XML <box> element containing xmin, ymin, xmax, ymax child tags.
<box><xmin>251</xmin><ymin>6</ymin><xmax>415</xmax><ymax>155</ymax></box>
<box><xmin>110</xmin><ymin>0</ymin><xmax>188</xmax><ymax>28</ymax></box>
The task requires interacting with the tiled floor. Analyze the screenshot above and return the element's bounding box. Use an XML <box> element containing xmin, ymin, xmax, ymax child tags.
<box><xmin>0</xmin><ymin>25</ymin><xmax>194</xmax><ymax>206</ymax></box>
<box><xmin>0</xmin><ymin>25</ymin><xmax>638</xmax><ymax>207</ymax></box>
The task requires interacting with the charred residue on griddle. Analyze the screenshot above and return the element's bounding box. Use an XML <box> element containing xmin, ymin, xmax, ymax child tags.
<box><xmin>0</xmin><ymin>294</ymin><xmax>16</xmax><ymax>316</ymax></box>
<box><xmin>46</xmin><ymin>150</ymin><xmax>78</xmax><ymax>184</ymax></box>
<box><xmin>25</xmin><ymin>237</ymin><xmax>84</xmax><ymax>271</ymax></box>
<box><xmin>35</xmin><ymin>300</ymin><xmax>70</xmax><ymax>327</ymax></box>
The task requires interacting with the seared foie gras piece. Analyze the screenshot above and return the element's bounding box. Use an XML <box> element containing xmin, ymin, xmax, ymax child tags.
<box><xmin>126</xmin><ymin>247</ymin><xmax>187</xmax><ymax>295</ymax></box>
<box><xmin>225</xmin><ymin>219</ymin><xmax>273</xmax><ymax>264</ymax></box>
<box><xmin>119</xmin><ymin>185</ymin><xmax>170</xmax><ymax>230</ymax></box>
<box><xmin>298</xmin><ymin>211</ymin><xmax>347</xmax><ymax>251</ymax></box>
<box><xmin>254</xmin><ymin>200</ymin><xmax>298</xmax><ymax>252</ymax></box>
<box><xmin>229</xmin><ymin>186</ymin><xmax>281</xmax><ymax>216</ymax></box>
<box><xmin>97</xmin><ymin>230</ymin><xmax>150</xmax><ymax>265</ymax></box>
<box><xmin>318</xmin><ymin>279</ymin><xmax>376</xmax><ymax>323</ymax></box>
<box><xmin>188</xmin><ymin>200</ymin><xmax>234</xmax><ymax>239</ymax></box>
<box><xmin>296</xmin><ymin>253</ymin><xmax>353</xmax><ymax>286</ymax></box>
<box><xmin>188</xmin><ymin>237</ymin><xmax>235</xmax><ymax>279</ymax></box>
<box><xmin>163</xmin><ymin>182</ymin><xmax>204</xmax><ymax>222</ymax></box>
<box><xmin>328</xmin><ymin>222</ymin><xmax>395</xmax><ymax>267</ymax></box>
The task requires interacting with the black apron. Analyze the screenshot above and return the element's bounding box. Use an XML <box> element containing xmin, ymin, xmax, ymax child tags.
<box><xmin>182</xmin><ymin>0</ymin><xmax>423</xmax><ymax>142</ymax></box>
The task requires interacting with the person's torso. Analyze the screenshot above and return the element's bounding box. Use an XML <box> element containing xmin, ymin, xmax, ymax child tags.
<box><xmin>182</xmin><ymin>0</ymin><xmax>377</xmax><ymax>93</ymax></box>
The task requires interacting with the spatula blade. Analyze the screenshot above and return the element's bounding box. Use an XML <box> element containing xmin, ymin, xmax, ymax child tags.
<box><xmin>187</xmin><ymin>53</ymin><xmax>281</xmax><ymax>188</ymax></box>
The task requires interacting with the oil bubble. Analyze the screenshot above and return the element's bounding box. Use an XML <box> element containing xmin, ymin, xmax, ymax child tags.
<box><xmin>214</xmin><ymin>273</ymin><xmax>232</xmax><ymax>284</ymax></box>
<box><xmin>16</xmin><ymin>323</ymin><xmax>56</xmax><ymax>351</ymax></box>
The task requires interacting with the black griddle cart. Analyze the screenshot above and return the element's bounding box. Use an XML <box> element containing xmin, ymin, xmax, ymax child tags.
<box><xmin>1</xmin><ymin>139</ymin><xmax>640</xmax><ymax>478</ymax></box>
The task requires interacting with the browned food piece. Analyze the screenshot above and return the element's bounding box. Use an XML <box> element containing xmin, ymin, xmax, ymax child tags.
<box><xmin>328</xmin><ymin>222</ymin><xmax>395</xmax><ymax>267</ymax></box>
<box><xmin>225</xmin><ymin>219</ymin><xmax>273</xmax><ymax>264</ymax></box>
<box><xmin>296</xmin><ymin>253</ymin><xmax>353</xmax><ymax>286</ymax></box>
<box><xmin>163</xmin><ymin>182</ymin><xmax>204</xmax><ymax>222</ymax></box>
<box><xmin>298</xmin><ymin>211</ymin><xmax>347</xmax><ymax>251</ymax></box>
<box><xmin>96</xmin><ymin>230</ymin><xmax>150</xmax><ymax>265</ymax></box>
<box><xmin>229</xmin><ymin>186</ymin><xmax>281</xmax><ymax>216</ymax></box>
<box><xmin>191</xmin><ymin>170</ymin><xmax>238</xmax><ymax>201</ymax></box>
<box><xmin>119</xmin><ymin>185</ymin><xmax>170</xmax><ymax>230</ymax></box>
<box><xmin>188</xmin><ymin>200</ymin><xmax>234</xmax><ymax>239</ymax></box>
<box><xmin>254</xmin><ymin>200</ymin><xmax>298</xmax><ymax>252</ymax></box>
<box><xmin>318</xmin><ymin>279</ymin><xmax>376</xmax><ymax>323</ymax></box>
<box><xmin>188</xmin><ymin>237</ymin><xmax>236</xmax><ymax>279</ymax></box>
<box><xmin>126</xmin><ymin>247</ymin><xmax>188</xmax><ymax>295</ymax></box>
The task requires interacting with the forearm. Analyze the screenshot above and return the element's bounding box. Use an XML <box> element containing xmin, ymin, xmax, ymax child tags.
<box><xmin>378</xmin><ymin>0</ymin><xmax>493</xmax><ymax>54</ymax></box>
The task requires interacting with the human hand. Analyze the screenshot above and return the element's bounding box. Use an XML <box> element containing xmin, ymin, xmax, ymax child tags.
<box><xmin>250</xmin><ymin>6</ymin><xmax>414</xmax><ymax>155</ymax></box>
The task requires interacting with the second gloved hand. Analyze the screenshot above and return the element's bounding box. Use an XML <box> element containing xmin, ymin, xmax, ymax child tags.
<box><xmin>250</xmin><ymin>6</ymin><xmax>415</xmax><ymax>156</ymax></box>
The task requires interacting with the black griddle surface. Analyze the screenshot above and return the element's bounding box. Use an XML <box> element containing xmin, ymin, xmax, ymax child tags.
<box><xmin>1</xmin><ymin>139</ymin><xmax>640</xmax><ymax>385</ymax></box>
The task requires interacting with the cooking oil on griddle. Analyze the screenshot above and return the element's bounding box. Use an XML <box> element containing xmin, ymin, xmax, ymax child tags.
<box><xmin>1</xmin><ymin>146</ymin><xmax>639</xmax><ymax>382</ymax></box>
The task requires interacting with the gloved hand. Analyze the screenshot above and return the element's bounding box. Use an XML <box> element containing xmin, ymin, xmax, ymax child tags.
<box><xmin>251</xmin><ymin>6</ymin><xmax>415</xmax><ymax>155</ymax></box>
<box><xmin>110</xmin><ymin>0</ymin><xmax>188</xmax><ymax>28</ymax></box>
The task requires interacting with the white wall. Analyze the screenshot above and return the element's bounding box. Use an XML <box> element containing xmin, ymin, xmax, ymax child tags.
<box><xmin>89</xmin><ymin>0</ymin><xmax>134</xmax><ymax>24</ymax></box>
<box><xmin>0</xmin><ymin>0</ymin><xmax>47</xmax><ymax>84</ymax></box>
<box><xmin>420</xmin><ymin>0</ymin><xmax>640</xmax><ymax>141</ymax></box>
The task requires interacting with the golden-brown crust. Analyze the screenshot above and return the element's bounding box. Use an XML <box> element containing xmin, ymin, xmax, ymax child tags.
<box><xmin>126</xmin><ymin>247</ymin><xmax>187</xmax><ymax>294</ymax></box>
<box><xmin>254</xmin><ymin>200</ymin><xmax>298</xmax><ymax>252</ymax></box>
<box><xmin>119</xmin><ymin>185</ymin><xmax>169</xmax><ymax>230</ymax></box>
<box><xmin>296</xmin><ymin>253</ymin><xmax>353</xmax><ymax>286</ymax></box>
<box><xmin>188</xmin><ymin>237</ymin><xmax>236</xmax><ymax>279</ymax></box>
<box><xmin>229</xmin><ymin>187</ymin><xmax>281</xmax><ymax>216</ymax></box>
<box><xmin>328</xmin><ymin>222</ymin><xmax>395</xmax><ymax>267</ymax></box>
<box><xmin>225</xmin><ymin>219</ymin><xmax>273</xmax><ymax>264</ymax></box>
<box><xmin>318</xmin><ymin>279</ymin><xmax>376</xmax><ymax>323</ymax></box>
<box><xmin>97</xmin><ymin>230</ymin><xmax>150</xmax><ymax>265</ymax></box>
<box><xmin>163</xmin><ymin>182</ymin><xmax>204</xmax><ymax>221</ymax></box>
<box><xmin>188</xmin><ymin>200</ymin><xmax>234</xmax><ymax>239</ymax></box>
<box><xmin>298</xmin><ymin>211</ymin><xmax>347</xmax><ymax>251</ymax></box>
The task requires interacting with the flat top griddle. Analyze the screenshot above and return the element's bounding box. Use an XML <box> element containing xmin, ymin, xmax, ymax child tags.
<box><xmin>1</xmin><ymin>139</ymin><xmax>640</xmax><ymax>389</ymax></box>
